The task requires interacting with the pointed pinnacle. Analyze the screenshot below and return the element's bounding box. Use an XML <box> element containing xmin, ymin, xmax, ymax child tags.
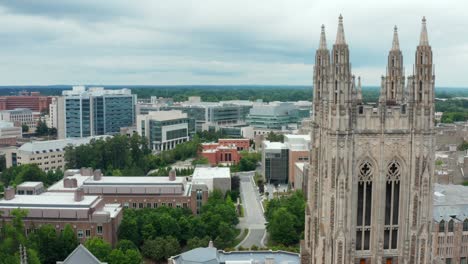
<box><xmin>392</xmin><ymin>25</ymin><xmax>400</xmax><ymax>50</ymax></box>
<box><xmin>419</xmin><ymin>16</ymin><xmax>429</xmax><ymax>46</ymax></box>
<box><xmin>335</xmin><ymin>14</ymin><xmax>346</xmax><ymax>45</ymax></box>
<box><xmin>319</xmin><ymin>24</ymin><xmax>327</xmax><ymax>50</ymax></box>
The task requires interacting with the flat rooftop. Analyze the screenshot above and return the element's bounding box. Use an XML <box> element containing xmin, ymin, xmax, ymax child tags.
<box><xmin>0</xmin><ymin>192</ymin><xmax>100</xmax><ymax>208</ymax></box>
<box><xmin>193</xmin><ymin>167</ymin><xmax>231</xmax><ymax>179</ymax></box>
<box><xmin>17</xmin><ymin>181</ymin><xmax>43</xmax><ymax>188</ymax></box>
<box><xmin>84</xmin><ymin>176</ymin><xmax>186</xmax><ymax>186</ymax></box>
<box><xmin>263</xmin><ymin>141</ymin><xmax>287</xmax><ymax>150</ymax></box>
<box><xmin>18</xmin><ymin>136</ymin><xmax>109</xmax><ymax>153</ymax></box>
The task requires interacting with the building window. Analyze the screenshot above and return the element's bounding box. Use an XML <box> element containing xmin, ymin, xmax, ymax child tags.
<box><xmin>123</xmin><ymin>202</ymin><xmax>129</xmax><ymax>208</ymax></box>
<box><xmin>85</xmin><ymin>229</ymin><xmax>91</xmax><ymax>237</ymax></box>
<box><xmin>461</xmin><ymin>257</ymin><xmax>467</xmax><ymax>264</ymax></box>
<box><xmin>168</xmin><ymin>203</ymin><xmax>173</xmax><ymax>208</ymax></box>
<box><xmin>176</xmin><ymin>204</ymin><xmax>181</xmax><ymax>208</ymax></box>
<box><xmin>384</xmin><ymin>160</ymin><xmax>401</xmax><ymax>250</ymax></box>
<box><xmin>77</xmin><ymin>230</ymin><xmax>83</xmax><ymax>239</ymax></box>
<box><xmin>138</xmin><ymin>203</ymin><xmax>143</xmax><ymax>209</ymax></box>
<box><xmin>97</xmin><ymin>226</ymin><xmax>103</xmax><ymax>235</ymax></box>
<box><xmin>153</xmin><ymin>203</ymin><xmax>158</xmax><ymax>208</ymax></box>
<box><xmin>132</xmin><ymin>203</ymin><xmax>137</xmax><ymax>208</ymax></box>
<box><xmin>439</xmin><ymin>220</ymin><xmax>445</xmax><ymax>233</ymax></box>
<box><xmin>356</xmin><ymin>160</ymin><xmax>373</xmax><ymax>251</ymax></box>
<box><xmin>446</xmin><ymin>258</ymin><xmax>452</xmax><ymax>264</ymax></box>
<box><xmin>146</xmin><ymin>203</ymin><xmax>151</xmax><ymax>208</ymax></box>
<box><xmin>448</xmin><ymin>219</ymin><xmax>454</xmax><ymax>233</ymax></box>
<box><xmin>183</xmin><ymin>203</ymin><xmax>188</xmax><ymax>208</ymax></box>
<box><xmin>196</xmin><ymin>189</ymin><xmax>203</xmax><ymax>215</ymax></box>
<box><xmin>463</xmin><ymin>219</ymin><xmax>468</xmax><ymax>231</ymax></box>
<box><xmin>161</xmin><ymin>202</ymin><xmax>166</xmax><ymax>207</ymax></box>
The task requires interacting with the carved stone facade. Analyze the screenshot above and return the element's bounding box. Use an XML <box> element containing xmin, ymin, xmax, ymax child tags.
<box><xmin>301</xmin><ymin>16</ymin><xmax>435</xmax><ymax>264</ymax></box>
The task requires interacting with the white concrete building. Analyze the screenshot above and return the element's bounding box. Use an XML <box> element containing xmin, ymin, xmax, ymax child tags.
<box><xmin>48</xmin><ymin>97</ymin><xmax>58</xmax><ymax>128</ymax></box>
<box><xmin>192</xmin><ymin>167</ymin><xmax>231</xmax><ymax>194</ymax></box>
<box><xmin>137</xmin><ymin>110</ymin><xmax>193</xmax><ymax>151</ymax></box>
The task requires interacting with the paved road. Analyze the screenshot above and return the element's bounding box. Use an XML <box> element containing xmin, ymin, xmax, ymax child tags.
<box><xmin>235</xmin><ymin>171</ymin><xmax>266</xmax><ymax>248</ymax></box>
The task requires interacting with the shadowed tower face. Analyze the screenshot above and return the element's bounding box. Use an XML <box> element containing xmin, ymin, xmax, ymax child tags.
<box><xmin>301</xmin><ymin>16</ymin><xmax>435</xmax><ymax>264</ymax></box>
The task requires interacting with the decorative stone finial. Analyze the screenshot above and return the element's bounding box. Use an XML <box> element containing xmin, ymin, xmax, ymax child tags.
<box><xmin>335</xmin><ymin>14</ymin><xmax>346</xmax><ymax>45</ymax></box>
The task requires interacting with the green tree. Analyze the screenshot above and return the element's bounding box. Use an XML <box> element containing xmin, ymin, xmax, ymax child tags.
<box><xmin>21</xmin><ymin>124</ymin><xmax>29</xmax><ymax>133</ymax></box>
<box><xmin>458</xmin><ymin>141</ymin><xmax>468</xmax><ymax>151</ymax></box>
<box><xmin>29</xmin><ymin>224</ymin><xmax>60</xmax><ymax>264</ymax></box>
<box><xmin>36</xmin><ymin>120</ymin><xmax>49</xmax><ymax>136</ymax></box>
<box><xmin>84</xmin><ymin>237</ymin><xmax>112</xmax><ymax>262</ymax></box>
<box><xmin>57</xmin><ymin>224</ymin><xmax>79</xmax><ymax>260</ymax></box>
<box><xmin>141</xmin><ymin>237</ymin><xmax>166</xmax><ymax>261</ymax></box>
<box><xmin>267</xmin><ymin>207</ymin><xmax>299</xmax><ymax>245</ymax></box>
<box><xmin>187</xmin><ymin>236</ymin><xmax>211</xmax><ymax>249</ymax></box>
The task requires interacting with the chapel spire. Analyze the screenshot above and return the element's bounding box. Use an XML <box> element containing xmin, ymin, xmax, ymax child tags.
<box><xmin>319</xmin><ymin>24</ymin><xmax>327</xmax><ymax>50</ymax></box>
<box><xmin>419</xmin><ymin>16</ymin><xmax>429</xmax><ymax>46</ymax></box>
<box><xmin>392</xmin><ymin>26</ymin><xmax>400</xmax><ymax>50</ymax></box>
<box><xmin>335</xmin><ymin>14</ymin><xmax>346</xmax><ymax>45</ymax></box>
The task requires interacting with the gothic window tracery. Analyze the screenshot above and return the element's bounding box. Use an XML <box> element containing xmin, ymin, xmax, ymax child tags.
<box><xmin>463</xmin><ymin>219</ymin><xmax>468</xmax><ymax>232</ymax></box>
<box><xmin>448</xmin><ymin>219</ymin><xmax>454</xmax><ymax>233</ymax></box>
<box><xmin>356</xmin><ymin>160</ymin><xmax>373</xmax><ymax>251</ymax></box>
<box><xmin>384</xmin><ymin>160</ymin><xmax>401</xmax><ymax>250</ymax></box>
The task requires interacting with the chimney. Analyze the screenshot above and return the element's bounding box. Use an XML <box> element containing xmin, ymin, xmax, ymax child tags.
<box><xmin>4</xmin><ymin>187</ymin><xmax>15</xmax><ymax>200</ymax></box>
<box><xmin>208</xmin><ymin>240</ymin><xmax>214</xmax><ymax>248</ymax></box>
<box><xmin>63</xmin><ymin>177</ymin><xmax>78</xmax><ymax>188</ymax></box>
<box><xmin>169</xmin><ymin>169</ymin><xmax>176</xmax><ymax>181</ymax></box>
<box><xmin>74</xmin><ymin>187</ymin><xmax>85</xmax><ymax>202</ymax></box>
<box><xmin>80</xmin><ymin>167</ymin><xmax>93</xmax><ymax>176</ymax></box>
<box><xmin>93</xmin><ymin>169</ymin><xmax>102</xmax><ymax>181</ymax></box>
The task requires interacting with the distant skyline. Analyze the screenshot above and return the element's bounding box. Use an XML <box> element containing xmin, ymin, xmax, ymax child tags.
<box><xmin>0</xmin><ymin>1</ymin><xmax>465</xmax><ymax>86</ymax></box>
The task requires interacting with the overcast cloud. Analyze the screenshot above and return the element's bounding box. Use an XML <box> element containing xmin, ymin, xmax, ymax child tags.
<box><xmin>0</xmin><ymin>0</ymin><xmax>464</xmax><ymax>86</ymax></box>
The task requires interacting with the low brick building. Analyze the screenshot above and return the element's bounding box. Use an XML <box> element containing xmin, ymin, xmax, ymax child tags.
<box><xmin>201</xmin><ymin>138</ymin><xmax>249</xmax><ymax>165</ymax></box>
<box><xmin>0</xmin><ymin>186</ymin><xmax>123</xmax><ymax>246</ymax></box>
<box><xmin>48</xmin><ymin>168</ymin><xmax>209</xmax><ymax>215</ymax></box>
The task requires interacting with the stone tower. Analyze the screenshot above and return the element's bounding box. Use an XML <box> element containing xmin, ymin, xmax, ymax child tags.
<box><xmin>301</xmin><ymin>16</ymin><xmax>435</xmax><ymax>264</ymax></box>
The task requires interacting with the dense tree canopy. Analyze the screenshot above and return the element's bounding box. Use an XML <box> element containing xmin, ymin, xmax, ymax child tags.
<box><xmin>117</xmin><ymin>190</ymin><xmax>238</xmax><ymax>261</ymax></box>
<box><xmin>0</xmin><ymin>164</ymin><xmax>63</xmax><ymax>187</ymax></box>
<box><xmin>265</xmin><ymin>191</ymin><xmax>305</xmax><ymax>247</ymax></box>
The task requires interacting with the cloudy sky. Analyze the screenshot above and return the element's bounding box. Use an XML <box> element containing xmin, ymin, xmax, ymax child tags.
<box><xmin>0</xmin><ymin>0</ymin><xmax>465</xmax><ymax>86</ymax></box>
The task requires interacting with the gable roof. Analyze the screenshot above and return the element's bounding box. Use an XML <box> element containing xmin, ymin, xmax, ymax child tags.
<box><xmin>57</xmin><ymin>244</ymin><xmax>106</xmax><ymax>264</ymax></box>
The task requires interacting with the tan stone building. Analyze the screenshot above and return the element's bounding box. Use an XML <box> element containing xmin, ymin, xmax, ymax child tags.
<box><xmin>302</xmin><ymin>16</ymin><xmax>435</xmax><ymax>263</ymax></box>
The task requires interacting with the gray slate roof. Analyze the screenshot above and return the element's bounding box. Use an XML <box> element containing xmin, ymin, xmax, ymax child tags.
<box><xmin>56</xmin><ymin>244</ymin><xmax>106</xmax><ymax>264</ymax></box>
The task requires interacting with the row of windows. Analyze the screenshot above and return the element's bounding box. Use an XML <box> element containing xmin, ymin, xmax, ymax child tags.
<box><xmin>439</xmin><ymin>219</ymin><xmax>468</xmax><ymax>233</ymax></box>
<box><xmin>123</xmin><ymin>202</ymin><xmax>187</xmax><ymax>209</ymax></box>
<box><xmin>24</xmin><ymin>225</ymin><xmax>102</xmax><ymax>238</ymax></box>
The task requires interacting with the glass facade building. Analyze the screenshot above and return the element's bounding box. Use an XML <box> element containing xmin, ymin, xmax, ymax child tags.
<box><xmin>61</xmin><ymin>87</ymin><xmax>136</xmax><ymax>138</ymax></box>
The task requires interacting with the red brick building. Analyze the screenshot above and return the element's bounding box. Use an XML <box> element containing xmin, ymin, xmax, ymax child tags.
<box><xmin>201</xmin><ymin>138</ymin><xmax>250</xmax><ymax>165</ymax></box>
<box><xmin>0</xmin><ymin>92</ymin><xmax>53</xmax><ymax>112</ymax></box>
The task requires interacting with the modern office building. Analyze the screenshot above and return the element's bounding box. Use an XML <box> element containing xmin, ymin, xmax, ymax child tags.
<box><xmin>4</xmin><ymin>136</ymin><xmax>108</xmax><ymax>171</ymax></box>
<box><xmin>246</xmin><ymin>102</ymin><xmax>299</xmax><ymax>130</ymax></box>
<box><xmin>57</xmin><ymin>86</ymin><xmax>136</xmax><ymax>138</ymax></box>
<box><xmin>164</xmin><ymin>99</ymin><xmax>253</xmax><ymax>131</ymax></box>
<box><xmin>262</xmin><ymin>141</ymin><xmax>289</xmax><ymax>184</ymax></box>
<box><xmin>284</xmin><ymin>134</ymin><xmax>310</xmax><ymax>187</ymax></box>
<box><xmin>0</xmin><ymin>91</ymin><xmax>52</xmax><ymax>112</ymax></box>
<box><xmin>0</xmin><ymin>108</ymin><xmax>36</xmax><ymax>129</ymax></box>
<box><xmin>48</xmin><ymin>97</ymin><xmax>59</xmax><ymax>128</ymax></box>
<box><xmin>0</xmin><ymin>186</ymin><xmax>123</xmax><ymax>246</ymax></box>
<box><xmin>137</xmin><ymin>110</ymin><xmax>195</xmax><ymax>151</ymax></box>
<box><xmin>47</xmin><ymin>168</ymin><xmax>209</xmax><ymax>215</ymax></box>
<box><xmin>0</xmin><ymin>121</ymin><xmax>22</xmax><ymax>145</ymax></box>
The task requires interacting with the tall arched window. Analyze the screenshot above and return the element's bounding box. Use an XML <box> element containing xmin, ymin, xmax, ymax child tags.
<box><xmin>448</xmin><ymin>219</ymin><xmax>454</xmax><ymax>232</ymax></box>
<box><xmin>334</xmin><ymin>81</ymin><xmax>338</xmax><ymax>104</ymax></box>
<box><xmin>418</xmin><ymin>81</ymin><xmax>423</xmax><ymax>101</ymax></box>
<box><xmin>384</xmin><ymin>160</ymin><xmax>401</xmax><ymax>250</ymax></box>
<box><xmin>317</xmin><ymin>81</ymin><xmax>321</xmax><ymax>100</ymax></box>
<box><xmin>463</xmin><ymin>219</ymin><xmax>468</xmax><ymax>231</ymax></box>
<box><xmin>391</xmin><ymin>81</ymin><xmax>395</xmax><ymax>99</ymax></box>
<box><xmin>439</xmin><ymin>220</ymin><xmax>445</xmax><ymax>233</ymax></box>
<box><xmin>356</xmin><ymin>160</ymin><xmax>373</xmax><ymax>251</ymax></box>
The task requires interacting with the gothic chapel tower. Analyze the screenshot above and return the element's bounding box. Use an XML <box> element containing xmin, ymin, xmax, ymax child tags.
<box><xmin>302</xmin><ymin>16</ymin><xmax>435</xmax><ymax>264</ymax></box>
